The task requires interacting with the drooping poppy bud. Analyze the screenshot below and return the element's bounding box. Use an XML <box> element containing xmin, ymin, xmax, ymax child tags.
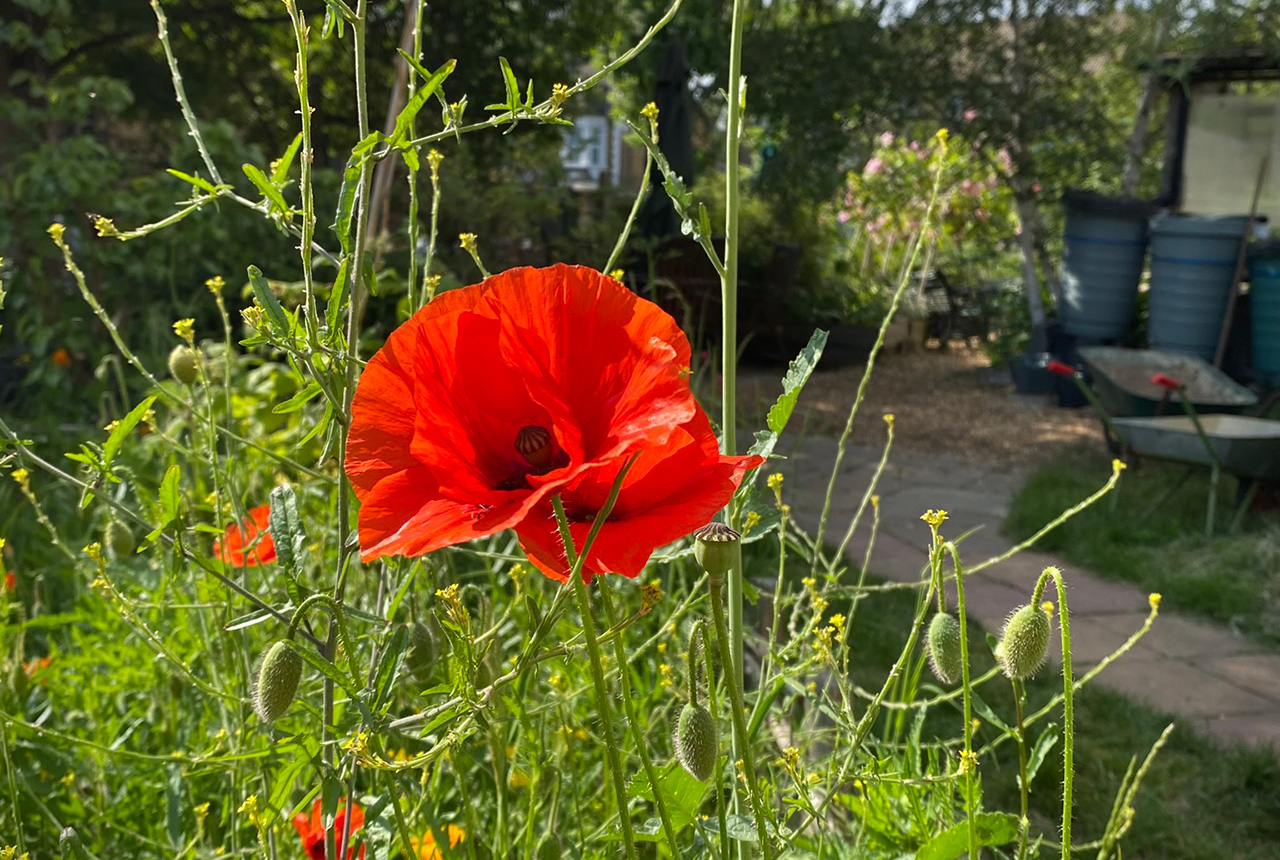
<box><xmin>168</xmin><ymin>345</ymin><xmax>198</xmax><ymax>385</ymax></box>
<box><xmin>254</xmin><ymin>640</ymin><xmax>302</xmax><ymax>723</ymax></box>
<box><xmin>104</xmin><ymin>520</ymin><xmax>134</xmax><ymax>559</ymax></box>
<box><xmin>999</xmin><ymin>604</ymin><xmax>1052</xmax><ymax>680</ymax></box>
<box><xmin>926</xmin><ymin>612</ymin><xmax>963</xmax><ymax>686</ymax></box>
<box><xmin>673</xmin><ymin>701</ymin><xmax>718</xmax><ymax>781</ymax></box>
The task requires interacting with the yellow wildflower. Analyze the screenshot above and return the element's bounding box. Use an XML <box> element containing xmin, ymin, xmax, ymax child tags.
<box><xmin>920</xmin><ymin>509</ymin><xmax>948</xmax><ymax>528</ymax></box>
<box><xmin>173</xmin><ymin>318</ymin><xmax>195</xmax><ymax>343</ymax></box>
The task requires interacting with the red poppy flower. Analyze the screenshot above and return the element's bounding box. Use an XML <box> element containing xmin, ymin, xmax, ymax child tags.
<box><xmin>293</xmin><ymin>798</ymin><xmax>365</xmax><ymax>860</ymax></box>
<box><xmin>345</xmin><ymin>264</ymin><xmax>699</xmax><ymax>563</ymax></box>
<box><xmin>3</xmin><ymin>572</ymin><xmax>13</xmax><ymax>592</ymax></box>
<box><xmin>215</xmin><ymin>503</ymin><xmax>276</xmax><ymax>566</ymax></box>
<box><xmin>515</xmin><ymin>409</ymin><xmax>763</xmax><ymax>580</ymax></box>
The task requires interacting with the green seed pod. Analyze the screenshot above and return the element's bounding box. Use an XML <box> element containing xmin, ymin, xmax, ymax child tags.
<box><xmin>61</xmin><ymin>826</ymin><xmax>91</xmax><ymax>860</ymax></box>
<box><xmin>406</xmin><ymin>617</ymin><xmax>441</xmax><ymax>676</ymax></box>
<box><xmin>926</xmin><ymin>612</ymin><xmax>963</xmax><ymax>686</ymax></box>
<box><xmin>168</xmin><ymin>345</ymin><xmax>198</xmax><ymax>385</ymax></box>
<box><xmin>999</xmin><ymin>604</ymin><xmax>1052</xmax><ymax>680</ymax></box>
<box><xmin>104</xmin><ymin>520</ymin><xmax>134</xmax><ymax>559</ymax></box>
<box><xmin>674</xmin><ymin>702</ymin><xmax>718</xmax><ymax>781</ymax></box>
<box><xmin>693</xmin><ymin>523</ymin><xmax>740</xmax><ymax>583</ymax></box>
<box><xmin>536</xmin><ymin>834</ymin><xmax>563</xmax><ymax>860</ymax></box>
<box><xmin>253</xmin><ymin>640</ymin><xmax>302</xmax><ymax>723</ymax></box>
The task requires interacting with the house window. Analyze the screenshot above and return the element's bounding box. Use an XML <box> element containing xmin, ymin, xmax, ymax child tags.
<box><xmin>562</xmin><ymin>115</ymin><xmax>610</xmax><ymax>188</ymax></box>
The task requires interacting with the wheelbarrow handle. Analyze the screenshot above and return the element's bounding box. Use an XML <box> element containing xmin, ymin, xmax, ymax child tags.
<box><xmin>1047</xmin><ymin>359</ymin><xmax>1076</xmax><ymax>377</ymax></box>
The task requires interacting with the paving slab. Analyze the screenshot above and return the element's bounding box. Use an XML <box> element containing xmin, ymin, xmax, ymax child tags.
<box><xmin>1074</xmin><ymin>657</ymin><xmax>1276</xmax><ymax>718</ymax></box>
<box><xmin>1091</xmin><ymin>611</ymin><xmax>1262</xmax><ymax>659</ymax></box>
<box><xmin>1045</xmin><ymin>613</ymin><xmax>1164</xmax><ymax>668</ymax></box>
<box><xmin>1190</xmin><ymin>654</ymin><xmax>1280</xmax><ymax>706</ymax></box>
<box><xmin>1197</xmin><ymin>714</ymin><xmax>1280</xmax><ymax>749</ymax></box>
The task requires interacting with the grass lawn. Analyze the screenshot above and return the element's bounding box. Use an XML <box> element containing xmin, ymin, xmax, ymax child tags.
<box><xmin>1003</xmin><ymin>443</ymin><xmax>1280</xmax><ymax>645</ymax></box>
<box><xmin>843</xmin><ymin>577</ymin><xmax>1280</xmax><ymax>859</ymax></box>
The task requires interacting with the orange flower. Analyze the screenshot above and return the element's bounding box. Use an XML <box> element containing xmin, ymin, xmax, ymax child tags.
<box><xmin>24</xmin><ymin>656</ymin><xmax>53</xmax><ymax>682</ymax></box>
<box><xmin>51</xmin><ymin>348</ymin><xmax>71</xmax><ymax>367</ymax></box>
<box><xmin>3</xmin><ymin>572</ymin><xmax>13</xmax><ymax>592</ymax></box>
<box><xmin>214</xmin><ymin>504</ymin><xmax>276</xmax><ymax>567</ymax></box>
<box><xmin>411</xmin><ymin>825</ymin><xmax>466</xmax><ymax>859</ymax></box>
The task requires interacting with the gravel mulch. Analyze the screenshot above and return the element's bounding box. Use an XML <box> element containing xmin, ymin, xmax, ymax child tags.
<box><xmin>736</xmin><ymin>345</ymin><xmax>1101</xmax><ymax>468</ymax></box>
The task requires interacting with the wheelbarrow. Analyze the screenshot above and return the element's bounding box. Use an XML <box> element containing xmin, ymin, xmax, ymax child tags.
<box><xmin>1048</xmin><ymin>360</ymin><xmax>1280</xmax><ymax>536</ymax></box>
<box><xmin>1077</xmin><ymin>346</ymin><xmax>1257</xmax><ymax>417</ymax></box>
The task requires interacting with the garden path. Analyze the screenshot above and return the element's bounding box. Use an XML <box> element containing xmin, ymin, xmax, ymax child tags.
<box><xmin>777</xmin><ymin>434</ymin><xmax>1280</xmax><ymax>750</ymax></box>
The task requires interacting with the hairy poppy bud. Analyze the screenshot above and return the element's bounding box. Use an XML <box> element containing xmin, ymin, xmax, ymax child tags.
<box><xmin>536</xmin><ymin>835</ymin><xmax>563</xmax><ymax>860</ymax></box>
<box><xmin>693</xmin><ymin>522</ymin><xmax>740</xmax><ymax>584</ymax></box>
<box><xmin>168</xmin><ymin>345</ymin><xmax>198</xmax><ymax>385</ymax></box>
<box><xmin>674</xmin><ymin>702</ymin><xmax>718</xmax><ymax>781</ymax></box>
<box><xmin>407</xmin><ymin>616</ymin><xmax>442</xmax><ymax>676</ymax></box>
<box><xmin>104</xmin><ymin>520</ymin><xmax>134</xmax><ymax>559</ymax></box>
<box><xmin>926</xmin><ymin>612</ymin><xmax>963</xmax><ymax>686</ymax></box>
<box><xmin>253</xmin><ymin>640</ymin><xmax>302</xmax><ymax>723</ymax></box>
<box><xmin>999</xmin><ymin>604</ymin><xmax>1051</xmax><ymax>680</ymax></box>
<box><xmin>61</xmin><ymin>826</ymin><xmax>91</xmax><ymax>860</ymax></box>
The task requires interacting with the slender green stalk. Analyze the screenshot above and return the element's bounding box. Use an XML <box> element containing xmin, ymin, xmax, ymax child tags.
<box><xmin>810</xmin><ymin>137</ymin><xmax>948</xmax><ymax>579</ymax></box>
<box><xmin>941</xmin><ymin>542</ymin><xmax>978</xmax><ymax>860</ymax></box>
<box><xmin>604</xmin><ymin>138</ymin><xmax>654</xmax><ymax>274</ymax></box>
<box><xmin>708</xmin><ymin>575</ymin><xmax>772</xmax><ymax>858</ymax></box>
<box><xmin>1013</xmin><ymin>679</ymin><xmax>1030</xmax><ymax>860</ymax></box>
<box><xmin>598</xmin><ymin>579</ymin><xmax>683</xmax><ymax>858</ymax></box>
<box><xmin>405</xmin><ymin>0</ymin><xmax>426</xmax><ymax>311</ymax></box>
<box><xmin>720</xmin><ymin>0</ymin><xmax>750</xmax><ymax>834</ymax></box>
<box><xmin>329</xmin><ymin>4</ymin><xmax>373</xmax><ymax>859</ymax></box>
<box><xmin>1031</xmin><ymin>567</ymin><xmax>1076</xmax><ymax>860</ymax></box>
<box><xmin>150</xmin><ymin>1</ymin><xmax>223</xmax><ymax>186</ymax></box>
<box><xmin>0</xmin><ymin>719</ymin><xmax>24</xmax><ymax>853</ymax></box>
<box><xmin>551</xmin><ymin>496</ymin><xmax>640</xmax><ymax>860</ymax></box>
<box><xmin>700</xmin><ymin>619</ymin><xmax>731</xmax><ymax>860</ymax></box>
<box><xmin>285</xmin><ymin>0</ymin><xmax>320</xmax><ymax>338</ymax></box>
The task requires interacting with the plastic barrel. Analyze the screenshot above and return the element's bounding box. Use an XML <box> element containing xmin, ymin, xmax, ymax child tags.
<box><xmin>1058</xmin><ymin>191</ymin><xmax>1156</xmax><ymax>339</ymax></box>
<box><xmin>1251</xmin><ymin>251</ymin><xmax>1280</xmax><ymax>386</ymax></box>
<box><xmin>1147</xmin><ymin>214</ymin><xmax>1249</xmax><ymax>361</ymax></box>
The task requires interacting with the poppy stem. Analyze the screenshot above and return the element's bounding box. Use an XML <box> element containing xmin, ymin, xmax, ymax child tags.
<box><xmin>708</xmin><ymin>574</ymin><xmax>773</xmax><ymax>858</ymax></box>
<box><xmin>548</xmin><ymin>459</ymin><xmax>639</xmax><ymax>860</ymax></box>
<box><xmin>722</xmin><ymin>0</ymin><xmax>749</xmax><ymax>844</ymax></box>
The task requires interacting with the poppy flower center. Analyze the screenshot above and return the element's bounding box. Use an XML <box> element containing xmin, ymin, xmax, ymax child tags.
<box><xmin>515</xmin><ymin>425</ymin><xmax>554</xmax><ymax>471</ymax></box>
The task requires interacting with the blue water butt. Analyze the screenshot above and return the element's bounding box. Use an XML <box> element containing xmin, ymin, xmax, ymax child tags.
<box><xmin>1059</xmin><ymin>191</ymin><xmax>1156</xmax><ymax>339</ymax></box>
<box><xmin>1147</xmin><ymin>214</ymin><xmax>1249</xmax><ymax>361</ymax></box>
<box><xmin>1250</xmin><ymin>249</ymin><xmax>1280</xmax><ymax>386</ymax></box>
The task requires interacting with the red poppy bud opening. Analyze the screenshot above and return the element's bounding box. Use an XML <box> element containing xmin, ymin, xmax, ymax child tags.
<box><xmin>1150</xmin><ymin>372</ymin><xmax>1181</xmax><ymax>390</ymax></box>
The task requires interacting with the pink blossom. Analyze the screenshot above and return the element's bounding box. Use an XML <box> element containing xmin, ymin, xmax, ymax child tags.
<box><xmin>909</xmin><ymin>140</ymin><xmax>924</xmax><ymax>154</ymax></box>
<box><xmin>976</xmin><ymin>209</ymin><xmax>991</xmax><ymax>221</ymax></box>
<box><xmin>963</xmin><ymin>108</ymin><xmax>979</xmax><ymax>122</ymax></box>
<box><xmin>864</xmin><ymin>157</ymin><xmax>885</xmax><ymax>176</ymax></box>
<box><xmin>837</xmin><ymin>210</ymin><xmax>851</xmax><ymax>224</ymax></box>
<box><xmin>996</xmin><ymin>148</ymin><xmax>1013</xmax><ymax>172</ymax></box>
<box><xmin>1032</xmin><ymin>182</ymin><xmax>1042</xmax><ymax>194</ymax></box>
<box><xmin>879</xmin><ymin>131</ymin><xmax>895</xmax><ymax>147</ymax></box>
<box><xmin>960</xmin><ymin>179</ymin><xmax>981</xmax><ymax>197</ymax></box>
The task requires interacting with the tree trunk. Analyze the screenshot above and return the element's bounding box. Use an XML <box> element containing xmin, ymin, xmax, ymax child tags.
<box><xmin>1121</xmin><ymin>1</ymin><xmax>1179</xmax><ymax>197</ymax></box>
<box><xmin>1013</xmin><ymin>190</ymin><xmax>1049</xmax><ymax>351</ymax></box>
